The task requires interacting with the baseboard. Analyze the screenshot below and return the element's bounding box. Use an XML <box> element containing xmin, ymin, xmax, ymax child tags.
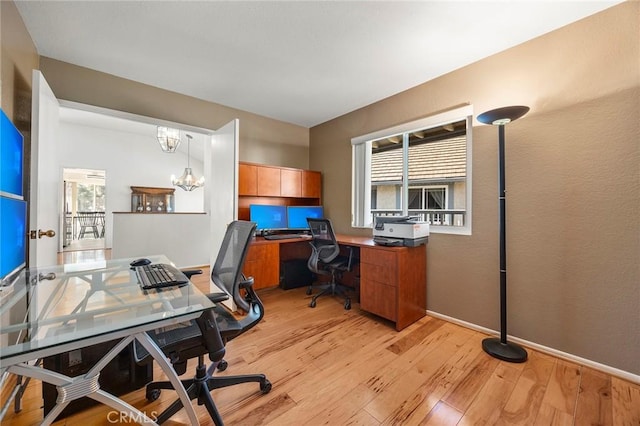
<box><xmin>426</xmin><ymin>310</ymin><xmax>640</xmax><ymax>385</ymax></box>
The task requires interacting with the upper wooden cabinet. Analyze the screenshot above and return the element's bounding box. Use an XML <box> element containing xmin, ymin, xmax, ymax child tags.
<box><xmin>280</xmin><ymin>168</ymin><xmax>301</xmax><ymax>197</ymax></box>
<box><xmin>258</xmin><ymin>166</ymin><xmax>282</xmax><ymax>197</ymax></box>
<box><xmin>301</xmin><ymin>170</ymin><xmax>321</xmax><ymax>198</ymax></box>
<box><xmin>238</xmin><ymin>163</ymin><xmax>258</xmax><ymax>195</ymax></box>
<box><xmin>239</xmin><ymin>162</ymin><xmax>321</xmax><ymax>199</ymax></box>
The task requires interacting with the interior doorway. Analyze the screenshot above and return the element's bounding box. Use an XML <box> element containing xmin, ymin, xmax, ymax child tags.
<box><xmin>62</xmin><ymin>168</ymin><xmax>106</xmax><ymax>253</ymax></box>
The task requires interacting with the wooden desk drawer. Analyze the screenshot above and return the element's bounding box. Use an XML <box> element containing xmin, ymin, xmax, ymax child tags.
<box><xmin>361</xmin><ymin>262</ymin><xmax>396</xmax><ymax>287</ymax></box>
<box><xmin>361</xmin><ymin>247</ymin><xmax>396</xmax><ymax>265</ymax></box>
<box><xmin>361</xmin><ymin>248</ymin><xmax>397</xmax><ymax>286</ymax></box>
<box><xmin>360</xmin><ymin>280</ymin><xmax>397</xmax><ymax>321</ymax></box>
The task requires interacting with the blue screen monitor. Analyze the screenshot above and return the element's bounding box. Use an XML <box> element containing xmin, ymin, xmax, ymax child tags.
<box><xmin>249</xmin><ymin>204</ymin><xmax>288</xmax><ymax>231</ymax></box>
<box><xmin>0</xmin><ymin>109</ymin><xmax>24</xmax><ymax>197</ymax></box>
<box><xmin>287</xmin><ymin>205</ymin><xmax>324</xmax><ymax>230</ymax></box>
<box><xmin>1</xmin><ymin>196</ymin><xmax>27</xmax><ymax>285</ymax></box>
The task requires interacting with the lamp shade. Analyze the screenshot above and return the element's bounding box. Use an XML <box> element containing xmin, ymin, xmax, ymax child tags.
<box><xmin>477</xmin><ymin>106</ymin><xmax>529</xmax><ymax>126</ymax></box>
<box><xmin>171</xmin><ymin>134</ymin><xmax>204</xmax><ymax>191</ymax></box>
<box><xmin>171</xmin><ymin>168</ymin><xmax>205</xmax><ymax>192</ymax></box>
<box><xmin>157</xmin><ymin>126</ymin><xmax>181</xmax><ymax>152</ymax></box>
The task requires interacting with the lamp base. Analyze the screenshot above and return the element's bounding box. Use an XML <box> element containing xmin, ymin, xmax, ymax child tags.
<box><xmin>482</xmin><ymin>337</ymin><xmax>528</xmax><ymax>363</ymax></box>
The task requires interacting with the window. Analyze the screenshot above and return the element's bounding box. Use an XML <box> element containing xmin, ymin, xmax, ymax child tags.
<box><xmin>352</xmin><ymin>105</ymin><xmax>472</xmax><ymax>235</ymax></box>
<box><xmin>76</xmin><ymin>183</ymin><xmax>105</xmax><ymax>212</ymax></box>
<box><xmin>409</xmin><ymin>186</ymin><xmax>448</xmax><ymax>224</ymax></box>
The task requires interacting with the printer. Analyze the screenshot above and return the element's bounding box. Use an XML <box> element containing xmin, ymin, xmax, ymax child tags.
<box><xmin>373</xmin><ymin>216</ymin><xmax>429</xmax><ymax>247</ymax></box>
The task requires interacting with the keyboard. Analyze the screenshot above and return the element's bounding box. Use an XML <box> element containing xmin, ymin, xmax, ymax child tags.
<box><xmin>263</xmin><ymin>234</ymin><xmax>306</xmax><ymax>240</ymax></box>
<box><xmin>135</xmin><ymin>263</ymin><xmax>189</xmax><ymax>290</ymax></box>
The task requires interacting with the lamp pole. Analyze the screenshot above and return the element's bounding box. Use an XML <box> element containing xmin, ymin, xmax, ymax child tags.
<box><xmin>477</xmin><ymin>105</ymin><xmax>529</xmax><ymax>363</ymax></box>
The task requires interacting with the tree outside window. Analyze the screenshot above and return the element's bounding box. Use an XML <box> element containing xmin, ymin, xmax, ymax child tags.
<box><xmin>77</xmin><ymin>183</ymin><xmax>105</xmax><ymax>211</ymax></box>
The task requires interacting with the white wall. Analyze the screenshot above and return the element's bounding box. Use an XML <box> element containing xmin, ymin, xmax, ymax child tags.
<box><xmin>57</xmin><ymin>120</ymin><xmax>207</xmax><ymax>247</ymax></box>
<box><xmin>112</xmin><ymin>213</ymin><xmax>210</xmax><ymax>267</ymax></box>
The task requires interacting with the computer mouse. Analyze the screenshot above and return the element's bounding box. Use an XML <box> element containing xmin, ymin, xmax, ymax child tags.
<box><xmin>130</xmin><ymin>258</ymin><xmax>151</xmax><ymax>267</ymax></box>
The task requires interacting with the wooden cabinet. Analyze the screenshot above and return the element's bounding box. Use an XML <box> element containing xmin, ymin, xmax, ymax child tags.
<box><xmin>302</xmin><ymin>170</ymin><xmax>321</xmax><ymax>198</ymax></box>
<box><xmin>238</xmin><ymin>163</ymin><xmax>258</xmax><ymax>195</ymax></box>
<box><xmin>130</xmin><ymin>186</ymin><xmax>175</xmax><ymax>213</ymax></box>
<box><xmin>257</xmin><ymin>166</ymin><xmax>281</xmax><ymax>196</ymax></box>
<box><xmin>243</xmin><ymin>241</ymin><xmax>280</xmax><ymax>290</ymax></box>
<box><xmin>280</xmin><ymin>168</ymin><xmax>301</xmax><ymax>197</ymax></box>
<box><xmin>239</xmin><ymin>162</ymin><xmax>320</xmax><ymax>198</ymax></box>
<box><xmin>238</xmin><ymin>162</ymin><xmax>322</xmax><ymax>221</ymax></box>
<box><xmin>359</xmin><ymin>244</ymin><xmax>426</xmax><ymax>331</ymax></box>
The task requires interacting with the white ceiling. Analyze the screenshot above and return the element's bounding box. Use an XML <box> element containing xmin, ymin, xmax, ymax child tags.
<box><xmin>15</xmin><ymin>1</ymin><xmax>622</xmax><ymax>128</ymax></box>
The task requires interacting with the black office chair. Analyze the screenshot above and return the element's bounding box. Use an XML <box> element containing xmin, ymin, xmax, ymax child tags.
<box><xmin>306</xmin><ymin>218</ymin><xmax>355</xmax><ymax>310</ymax></box>
<box><xmin>134</xmin><ymin>220</ymin><xmax>271</xmax><ymax>425</ymax></box>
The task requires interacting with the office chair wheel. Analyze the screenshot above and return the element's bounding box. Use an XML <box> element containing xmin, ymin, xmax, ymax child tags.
<box><xmin>309</xmin><ymin>299</ymin><xmax>317</xmax><ymax>308</ymax></box>
<box><xmin>217</xmin><ymin>359</ymin><xmax>228</xmax><ymax>371</ymax></box>
<box><xmin>306</xmin><ymin>287</ymin><xmax>312</xmax><ymax>295</ymax></box>
<box><xmin>344</xmin><ymin>299</ymin><xmax>351</xmax><ymax>310</ymax></box>
<box><xmin>146</xmin><ymin>388</ymin><xmax>161</xmax><ymax>402</ymax></box>
<box><xmin>260</xmin><ymin>379</ymin><xmax>272</xmax><ymax>394</ymax></box>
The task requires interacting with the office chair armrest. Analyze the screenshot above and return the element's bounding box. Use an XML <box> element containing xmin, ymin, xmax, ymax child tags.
<box><xmin>181</xmin><ymin>269</ymin><xmax>203</xmax><ymax>279</ymax></box>
<box><xmin>238</xmin><ymin>275</ymin><xmax>255</xmax><ymax>290</ymax></box>
<box><xmin>208</xmin><ymin>292</ymin><xmax>230</xmax><ymax>304</ymax></box>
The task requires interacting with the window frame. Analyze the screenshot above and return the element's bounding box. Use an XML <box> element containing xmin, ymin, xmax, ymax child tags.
<box><xmin>76</xmin><ymin>182</ymin><xmax>106</xmax><ymax>212</ymax></box>
<box><xmin>351</xmin><ymin>105</ymin><xmax>473</xmax><ymax>235</ymax></box>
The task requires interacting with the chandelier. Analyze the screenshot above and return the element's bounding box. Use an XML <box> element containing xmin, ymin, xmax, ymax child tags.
<box><xmin>171</xmin><ymin>134</ymin><xmax>204</xmax><ymax>191</ymax></box>
<box><xmin>157</xmin><ymin>126</ymin><xmax>181</xmax><ymax>152</ymax></box>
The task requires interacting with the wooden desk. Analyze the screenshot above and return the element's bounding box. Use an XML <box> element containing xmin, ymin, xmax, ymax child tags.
<box><xmin>244</xmin><ymin>234</ymin><xmax>427</xmax><ymax>331</ymax></box>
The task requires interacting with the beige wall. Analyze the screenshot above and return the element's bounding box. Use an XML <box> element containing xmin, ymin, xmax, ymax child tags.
<box><xmin>1</xmin><ymin>0</ymin><xmax>38</xmax><ymax>125</ymax></box>
<box><xmin>1</xmin><ymin>0</ymin><xmax>38</xmax><ymax>237</ymax></box>
<box><xmin>310</xmin><ymin>2</ymin><xmax>639</xmax><ymax>376</ymax></box>
<box><xmin>38</xmin><ymin>57</ymin><xmax>310</xmax><ymax>170</ymax></box>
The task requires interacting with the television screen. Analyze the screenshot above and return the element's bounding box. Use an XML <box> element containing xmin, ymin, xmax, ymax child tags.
<box><xmin>0</xmin><ymin>109</ymin><xmax>24</xmax><ymax>197</ymax></box>
<box><xmin>287</xmin><ymin>205</ymin><xmax>324</xmax><ymax>230</ymax></box>
<box><xmin>1</xmin><ymin>196</ymin><xmax>27</xmax><ymax>285</ymax></box>
<box><xmin>249</xmin><ymin>204</ymin><xmax>287</xmax><ymax>231</ymax></box>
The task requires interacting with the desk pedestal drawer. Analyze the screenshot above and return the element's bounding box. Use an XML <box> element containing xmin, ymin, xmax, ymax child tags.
<box><xmin>360</xmin><ymin>262</ymin><xmax>396</xmax><ymax>286</ymax></box>
<box><xmin>359</xmin><ymin>245</ymin><xmax>426</xmax><ymax>331</ymax></box>
<box><xmin>360</xmin><ymin>279</ymin><xmax>397</xmax><ymax>321</ymax></box>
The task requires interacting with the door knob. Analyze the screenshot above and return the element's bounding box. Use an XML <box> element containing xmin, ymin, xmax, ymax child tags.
<box><xmin>30</xmin><ymin>229</ymin><xmax>56</xmax><ymax>239</ymax></box>
<box><xmin>39</xmin><ymin>272</ymin><xmax>56</xmax><ymax>281</ymax></box>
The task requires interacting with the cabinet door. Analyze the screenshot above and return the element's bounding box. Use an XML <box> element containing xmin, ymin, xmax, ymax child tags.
<box><xmin>281</xmin><ymin>169</ymin><xmax>301</xmax><ymax>197</ymax></box>
<box><xmin>239</xmin><ymin>163</ymin><xmax>258</xmax><ymax>196</ymax></box>
<box><xmin>302</xmin><ymin>170</ymin><xmax>321</xmax><ymax>198</ymax></box>
<box><xmin>360</xmin><ymin>279</ymin><xmax>397</xmax><ymax>321</ymax></box>
<box><xmin>243</xmin><ymin>243</ymin><xmax>280</xmax><ymax>289</ymax></box>
<box><xmin>360</xmin><ymin>248</ymin><xmax>398</xmax><ymax>321</ymax></box>
<box><xmin>257</xmin><ymin>166</ymin><xmax>281</xmax><ymax>196</ymax></box>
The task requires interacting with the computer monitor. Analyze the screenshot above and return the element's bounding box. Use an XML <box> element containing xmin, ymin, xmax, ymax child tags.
<box><xmin>1</xmin><ymin>196</ymin><xmax>27</xmax><ymax>286</ymax></box>
<box><xmin>1</xmin><ymin>109</ymin><xmax>24</xmax><ymax>197</ymax></box>
<box><xmin>249</xmin><ymin>204</ymin><xmax>288</xmax><ymax>232</ymax></box>
<box><xmin>287</xmin><ymin>205</ymin><xmax>324</xmax><ymax>230</ymax></box>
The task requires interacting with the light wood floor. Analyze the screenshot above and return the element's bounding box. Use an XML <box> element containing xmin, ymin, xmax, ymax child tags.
<box><xmin>2</xmin><ymin>270</ymin><xmax>639</xmax><ymax>425</ymax></box>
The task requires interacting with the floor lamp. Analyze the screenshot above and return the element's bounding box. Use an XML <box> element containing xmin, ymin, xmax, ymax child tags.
<box><xmin>477</xmin><ymin>105</ymin><xmax>529</xmax><ymax>363</ymax></box>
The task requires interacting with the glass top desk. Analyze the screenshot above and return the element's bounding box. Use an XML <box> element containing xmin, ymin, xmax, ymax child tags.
<box><xmin>0</xmin><ymin>255</ymin><xmax>214</xmax><ymax>425</ymax></box>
